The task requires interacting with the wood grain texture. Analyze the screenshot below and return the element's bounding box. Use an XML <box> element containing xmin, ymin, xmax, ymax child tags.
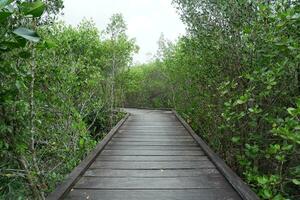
<box><xmin>114</xmin><ymin>135</ymin><xmax>192</xmax><ymax>139</ymax></box>
<box><xmin>89</xmin><ymin>161</ymin><xmax>215</xmax><ymax>169</ymax></box>
<box><xmin>74</xmin><ymin>176</ymin><xmax>232</xmax><ymax>189</ymax></box>
<box><xmin>105</xmin><ymin>145</ymin><xmax>200</xmax><ymax>150</ymax></box>
<box><xmin>65</xmin><ymin>189</ymin><xmax>241</xmax><ymax>200</ymax></box>
<box><xmin>111</xmin><ymin>138</ymin><xmax>194</xmax><ymax>142</ymax></box>
<box><xmin>83</xmin><ymin>168</ymin><xmax>220</xmax><ymax>177</ymax></box>
<box><xmin>100</xmin><ymin>149</ymin><xmax>204</xmax><ymax>156</ymax></box>
<box><xmin>95</xmin><ymin>155</ymin><xmax>208</xmax><ymax>161</ymax></box>
<box><xmin>108</xmin><ymin>141</ymin><xmax>198</xmax><ymax>146</ymax></box>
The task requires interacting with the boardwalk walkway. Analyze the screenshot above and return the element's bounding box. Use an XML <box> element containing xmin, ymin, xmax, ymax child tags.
<box><xmin>50</xmin><ymin>109</ymin><xmax>258</xmax><ymax>200</ymax></box>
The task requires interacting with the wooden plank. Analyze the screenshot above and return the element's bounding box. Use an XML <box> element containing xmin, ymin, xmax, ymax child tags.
<box><xmin>105</xmin><ymin>145</ymin><xmax>200</xmax><ymax>150</ymax></box>
<box><xmin>101</xmin><ymin>150</ymin><xmax>205</xmax><ymax>156</ymax></box>
<box><xmin>122</xmin><ymin>125</ymin><xmax>183</xmax><ymax>129</ymax></box>
<box><xmin>173</xmin><ymin>110</ymin><xmax>259</xmax><ymax>200</ymax></box>
<box><xmin>122</xmin><ymin>107</ymin><xmax>172</xmax><ymax>111</ymax></box>
<box><xmin>108</xmin><ymin>141</ymin><xmax>198</xmax><ymax>146</ymax></box>
<box><xmin>120</xmin><ymin>126</ymin><xmax>186</xmax><ymax>130</ymax></box>
<box><xmin>96</xmin><ymin>155</ymin><xmax>208</xmax><ymax>161</ymax></box>
<box><xmin>90</xmin><ymin>161</ymin><xmax>215</xmax><ymax>169</ymax></box>
<box><xmin>117</xmin><ymin>132</ymin><xmax>187</xmax><ymax>136</ymax></box>
<box><xmin>114</xmin><ymin>135</ymin><xmax>192</xmax><ymax>139</ymax></box>
<box><xmin>46</xmin><ymin>114</ymin><xmax>130</xmax><ymax>200</ymax></box>
<box><xmin>83</xmin><ymin>168</ymin><xmax>220</xmax><ymax>177</ymax></box>
<box><xmin>122</xmin><ymin>125</ymin><xmax>183</xmax><ymax>128</ymax></box>
<box><xmin>127</xmin><ymin>116</ymin><xmax>177</xmax><ymax>120</ymax></box>
<box><xmin>118</xmin><ymin>130</ymin><xmax>189</xmax><ymax>135</ymax></box>
<box><xmin>118</xmin><ymin>130</ymin><xmax>188</xmax><ymax>134</ymax></box>
<box><xmin>123</xmin><ymin>122</ymin><xmax>182</xmax><ymax>126</ymax></box>
<box><xmin>127</xmin><ymin>119</ymin><xmax>179</xmax><ymax>122</ymax></box>
<box><xmin>65</xmin><ymin>189</ymin><xmax>241</xmax><ymax>200</ymax></box>
<box><xmin>73</xmin><ymin>176</ymin><xmax>233</xmax><ymax>189</ymax></box>
<box><xmin>111</xmin><ymin>138</ymin><xmax>194</xmax><ymax>142</ymax></box>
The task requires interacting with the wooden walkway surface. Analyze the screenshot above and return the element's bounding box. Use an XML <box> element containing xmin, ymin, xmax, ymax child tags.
<box><xmin>49</xmin><ymin>109</ymin><xmax>258</xmax><ymax>200</ymax></box>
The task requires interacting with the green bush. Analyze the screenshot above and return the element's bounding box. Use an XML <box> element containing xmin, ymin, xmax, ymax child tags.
<box><xmin>0</xmin><ymin>1</ymin><xmax>135</xmax><ymax>199</ymax></box>
<box><xmin>122</xmin><ymin>1</ymin><xmax>300</xmax><ymax>199</ymax></box>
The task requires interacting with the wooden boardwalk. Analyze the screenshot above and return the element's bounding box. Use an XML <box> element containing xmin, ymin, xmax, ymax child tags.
<box><xmin>49</xmin><ymin>109</ymin><xmax>258</xmax><ymax>200</ymax></box>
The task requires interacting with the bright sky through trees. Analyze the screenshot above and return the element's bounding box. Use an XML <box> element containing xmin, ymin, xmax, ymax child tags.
<box><xmin>61</xmin><ymin>0</ymin><xmax>186</xmax><ymax>64</ymax></box>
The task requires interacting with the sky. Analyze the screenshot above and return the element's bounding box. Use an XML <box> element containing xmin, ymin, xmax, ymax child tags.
<box><xmin>60</xmin><ymin>0</ymin><xmax>186</xmax><ymax>64</ymax></box>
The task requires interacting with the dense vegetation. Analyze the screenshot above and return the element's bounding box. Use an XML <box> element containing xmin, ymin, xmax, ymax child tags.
<box><xmin>0</xmin><ymin>1</ymin><xmax>136</xmax><ymax>199</ymax></box>
<box><xmin>1</xmin><ymin>0</ymin><xmax>299</xmax><ymax>199</ymax></box>
<box><xmin>122</xmin><ymin>0</ymin><xmax>300</xmax><ymax>199</ymax></box>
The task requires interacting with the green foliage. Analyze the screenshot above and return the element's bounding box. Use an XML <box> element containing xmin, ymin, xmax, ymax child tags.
<box><xmin>0</xmin><ymin>1</ymin><xmax>135</xmax><ymax>199</ymax></box>
<box><xmin>122</xmin><ymin>0</ymin><xmax>300</xmax><ymax>199</ymax></box>
<box><xmin>13</xmin><ymin>27</ymin><xmax>41</xmax><ymax>42</ymax></box>
<box><xmin>1</xmin><ymin>0</ymin><xmax>299</xmax><ymax>199</ymax></box>
<box><xmin>20</xmin><ymin>0</ymin><xmax>45</xmax><ymax>17</ymax></box>
<box><xmin>120</xmin><ymin>62</ymin><xmax>170</xmax><ymax>108</ymax></box>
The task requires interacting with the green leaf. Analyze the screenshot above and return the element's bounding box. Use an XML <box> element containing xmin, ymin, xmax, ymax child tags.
<box><xmin>37</xmin><ymin>40</ymin><xmax>57</xmax><ymax>49</ymax></box>
<box><xmin>20</xmin><ymin>0</ymin><xmax>45</xmax><ymax>17</ymax></box>
<box><xmin>236</xmin><ymin>95</ymin><xmax>248</xmax><ymax>105</ymax></box>
<box><xmin>257</xmin><ymin>176</ymin><xmax>268</xmax><ymax>185</ymax></box>
<box><xmin>231</xmin><ymin>136</ymin><xmax>240</xmax><ymax>143</ymax></box>
<box><xmin>79</xmin><ymin>138</ymin><xmax>85</xmax><ymax>148</ymax></box>
<box><xmin>15</xmin><ymin>80</ymin><xmax>22</xmax><ymax>90</ymax></box>
<box><xmin>287</xmin><ymin>107</ymin><xmax>296</xmax><ymax>116</ymax></box>
<box><xmin>273</xmin><ymin>194</ymin><xmax>285</xmax><ymax>200</ymax></box>
<box><xmin>13</xmin><ymin>27</ymin><xmax>40</xmax><ymax>43</ymax></box>
<box><xmin>262</xmin><ymin>189</ymin><xmax>272</xmax><ymax>199</ymax></box>
<box><xmin>0</xmin><ymin>11</ymin><xmax>11</xmax><ymax>22</ymax></box>
<box><xmin>0</xmin><ymin>0</ymin><xmax>13</xmax><ymax>10</ymax></box>
<box><xmin>236</xmin><ymin>99</ymin><xmax>246</xmax><ymax>105</ymax></box>
<box><xmin>292</xmin><ymin>179</ymin><xmax>300</xmax><ymax>185</ymax></box>
<box><xmin>44</xmin><ymin>40</ymin><xmax>57</xmax><ymax>48</ymax></box>
<box><xmin>291</xmin><ymin>13</ymin><xmax>300</xmax><ymax>20</ymax></box>
<box><xmin>275</xmin><ymin>155</ymin><xmax>285</xmax><ymax>162</ymax></box>
<box><xmin>282</xmin><ymin>144</ymin><xmax>293</xmax><ymax>151</ymax></box>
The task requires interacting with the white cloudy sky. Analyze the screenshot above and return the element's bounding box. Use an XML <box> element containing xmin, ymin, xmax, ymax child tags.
<box><xmin>60</xmin><ymin>0</ymin><xmax>186</xmax><ymax>64</ymax></box>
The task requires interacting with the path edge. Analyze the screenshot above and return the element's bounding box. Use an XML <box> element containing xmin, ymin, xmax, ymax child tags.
<box><xmin>172</xmin><ymin>110</ymin><xmax>259</xmax><ymax>200</ymax></box>
<box><xmin>46</xmin><ymin>113</ymin><xmax>130</xmax><ymax>200</ymax></box>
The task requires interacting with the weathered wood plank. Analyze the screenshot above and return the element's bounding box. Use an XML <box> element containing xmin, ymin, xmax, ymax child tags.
<box><xmin>89</xmin><ymin>161</ymin><xmax>215</xmax><ymax>169</ymax></box>
<box><xmin>108</xmin><ymin>141</ymin><xmax>198</xmax><ymax>146</ymax></box>
<box><xmin>120</xmin><ymin>127</ymin><xmax>186</xmax><ymax>131</ymax></box>
<box><xmin>114</xmin><ymin>135</ymin><xmax>191</xmax><ymax>139</ymax></box>
<box><xmin>105</xmin><ymin>145</ymin><xmax>200</xmax><ymax>150</ymax></box>
<box><xmin>118</xmin><ymin>130</ymin><xmax>189</xmax><ymax>134</ymax></box>
<box><xmin>117</xmin><ymin>132</ymin><xmax>187</xmax><ymax>136</ymax></box>
<box><xmin>127</xmin><ymin>117</ymin><xmax>177</xmax><ymax>121</ymax></box>
<box><xmin>96</xmin><ymin>155</ymin><xmax>208</xmax><ymax>161</ymax></box>
<box><xmin>73</xmin><ymin>176</ymin><xmax>232</xmax><ymax>189</ymax></box>
<box><xmin>127</xmin><ymin>119</ymin><xmax>179</xmax><ymax>122</ymax></box>
<box><xmin>111</xmin><ymin>138</ymin><xmax>194</xmax><ymax>142</ymax></box>
<box><xmin>118</xmin><ymin>130</ymin><xmax>189</xmax><ymax>136</ymax></box>
<box><xmin>83</xmin><ymin>168</ymin><xmax>220</xmax><ymax>177</ymax></box>
<box><xmin>101</xmin><ymin>150</ymin><xmax>205</xmax><ymax>156</ymax></box>
<box><xmin>123</xmin><ymin>122</ymin><xmax>182</xmax><ymax>126</ymax></box>
<box><xmin>65</xmin><ymin>189</ymin><xmax>241</xmax><ymax>200</ymax></box>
